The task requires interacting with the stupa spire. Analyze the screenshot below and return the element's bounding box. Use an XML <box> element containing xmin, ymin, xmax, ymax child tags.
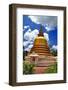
<box><xmin>38</xmin><ymin>26</ymin><xmax>44</xmax><ymax>36</ymax></box>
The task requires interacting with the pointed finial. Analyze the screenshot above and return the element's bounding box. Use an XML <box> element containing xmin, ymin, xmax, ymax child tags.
<box><xmin>38</xmin><ymin>25</ymin><xmax>44</xmax><ymax>36</ymax></box>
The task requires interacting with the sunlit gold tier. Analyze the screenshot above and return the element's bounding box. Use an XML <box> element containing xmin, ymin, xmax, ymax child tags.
<box><xmin>30</xmin><ymin>26</ymin><xmax>51</xmax><ymax>56</ymax></box>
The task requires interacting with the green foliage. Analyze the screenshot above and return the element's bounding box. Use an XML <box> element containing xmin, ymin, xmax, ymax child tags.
<box><xmin>23</xmin><ymin>51</ymin><xmax>28</xmax><ymax>60</ymax></box>
<box><xmin>45</xmin><ymin>63</ymin><xmax>57</xmax><ymax>73</ymax></box>
<box><xmin>23</xmin><ymin>61</ymin><xmax>35</xmax><ymax>74</ymax></box>
<box><xmin>51</xmin><ymin>49</ymin><xmax>57</xmax><ymax>56</ymax></box>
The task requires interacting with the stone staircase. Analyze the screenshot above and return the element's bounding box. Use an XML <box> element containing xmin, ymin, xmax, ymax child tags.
<box><xmin>33</xmin><ymin>66</ymin><xmax>49</xmax><ymax>74</ymax></box>
<box><xmin>35</xmin><ymin>56</ymin><xmax>57</xmax><ymax>67</ymax></box>
<box><xmin>33</xmin><ymin>56</ymin><xmax>57</xmax><ymax>74</ymax></box>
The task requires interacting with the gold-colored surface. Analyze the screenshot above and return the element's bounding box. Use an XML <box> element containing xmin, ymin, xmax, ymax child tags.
<box><xmin>30</xmin><ymin>27</ymin><xmax>51</xmax><ymax>56</ymax></box>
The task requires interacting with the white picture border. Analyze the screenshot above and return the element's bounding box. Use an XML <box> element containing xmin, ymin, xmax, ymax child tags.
<box><xmin>16</xmin><ymin>8</ymin><xmax>64</xmax><ymax>82</ymax></box>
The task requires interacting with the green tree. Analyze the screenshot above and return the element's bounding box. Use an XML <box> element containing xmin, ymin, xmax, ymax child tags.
<box><xmin>50</xmin><ymin>49</ymin><xmax>57</xmax><ymax>56</ymax></box>
<box><xmin>23</xmin><ymin>61</ymin><xmax>35</xmax><ymax>74</ymax></box>
<box><xmin>45</xmin><ymin>63</ymin><xmax>57</xmax><ymax>73</ymax></box>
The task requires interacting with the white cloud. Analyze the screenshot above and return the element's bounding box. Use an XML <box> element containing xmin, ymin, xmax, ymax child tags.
<box><xmin>28</xmin><ymin>15</ymin><xmax>57</xmax><ymax>31</ymax></box>
<box><xmin>45</xmin><ymin>24</ymin><xmax>55</xmax><ymax>32</ymax></box>
<box><xmin>32</xmin><ymin>29</ymin><xmax>39</xmax><ymax>35</ymax></box>
<box><xmin>28</xmin><ymin>44</ymin><xmax>33</xmax><ymax>49</ymax></box>
<box><xmin>24</xmin><ymin>44</ymin><xmax>33</xmax><ymax>52</ymax></box>
<box><xmin>28</xmin><ymin>16</ymin><xmax>39</xmax><ymax>24</ymax></box>
<box><xmin>24</xmin><ymin>47</ymin><xmax>31</xmax><ymax>52</ymax></box>
<box><xmin>24</xmin><ymin>28</ymin><xmax>31</xmax><ymax>41</ymax></box>
<box><xmin>44</xmin><ymin>33</ymin><xmax>49</xmax><ymax>41</ymax></box>
<box><xmin>24</xmin><ymin>25</ymin><xmax>30</xmax><ymax>29</ymax></box>
<box><xmin>23</xmin><ymin>27</ymin><xmax>39</xmax><ymax>51</ymax></box>
<box><xmin>23</xmin><ymin>41</ymin><xmax>29</xmax><ymax>47</ymax></box>
<box><xmin>51</xmin><ymin>45</ymin><xmax>57</xmax><ymax>50</ymax></box>
<box><xmin>24</xmin><ymin>28</ymin><xmax>39</xmax><ymax>41</ymax></box>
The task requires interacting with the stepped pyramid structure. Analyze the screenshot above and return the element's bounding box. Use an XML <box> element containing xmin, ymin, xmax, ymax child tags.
<box><xmin>24</xmin><ymin>26</ymin><xmax>57</xmax><ymax>74</ymax></box>
<box><xmin>30</xmin><ymin>26</ymin><xmax>51</xmax><ymax>56</ymax></box>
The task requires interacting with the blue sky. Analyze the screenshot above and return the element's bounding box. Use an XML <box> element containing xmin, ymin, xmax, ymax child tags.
<box><xmin>23</xmin><ymin>15</ymin><xmax>57</xmax><ymax>51</ymax></box>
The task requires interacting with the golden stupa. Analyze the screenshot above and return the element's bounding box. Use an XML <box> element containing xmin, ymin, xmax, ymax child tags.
<box><xmin>30</xmin><ymin>26</ymin><xmax>51</xmax><ymax>56</ymax></box>
<box><xmin>25</xmin><ymin>26</ymin><xmax>57</xmax><ymax>74</ymax></box>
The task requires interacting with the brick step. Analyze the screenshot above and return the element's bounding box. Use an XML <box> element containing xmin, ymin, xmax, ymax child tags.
<box><xmin>33</xmin><ymin>47</ymin><xmax>49</xmax><ymax>50</ymax></box>
<box><xmin>33</xmin><ymin>66</ymin><xmax>49</xmax><ymax>74</ymax></box>
<box><xmin>34</xmin><ymin>45</ymin><xmax>49</xmax><ymax>47</ymax></box>
<box><xmin>33</xmin><ymin>67</ymin><xmax>47</xmax><ymax>74</ymax></box>
<box><xmin>34</xmin><ymin>44</ymin><xmax>48</xmax><ymax>47</ymax></box>
<box><xmin>34</xmin><ymin>48</ymin><xmax>49</xmax><ymax>51</ymax></box>
<box><xmin>38</xmin><ymin>53</ymin><xmax>51</xmax><ymax>56</ymax></box>
<box><xmin>36</xmin><ymin>60</ymin><xmax>56</xmax><ymax>66</ymax></box>
<box><xmin>34</xmin><ymin>47</ymin><xmax>49</xmax><ymax>50</ymax></box>
<box><xmin>38</xmin><ymin>58</ymin><xmax>56</xmax><ymax>61</ymax></box>
<box><xmin>38</xmin><ymin>56</ymin><xmax>56</xmax><ymax>60</ymax></box>
<box><xmin>33</xmin><ymin>60</ymin><xmax>57</xmax><ymax>74</ymax></box>
<box><xmin>35</xmin><ymin>51</ymin><xmax>50</xmax><ymax>54</ymax></box>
